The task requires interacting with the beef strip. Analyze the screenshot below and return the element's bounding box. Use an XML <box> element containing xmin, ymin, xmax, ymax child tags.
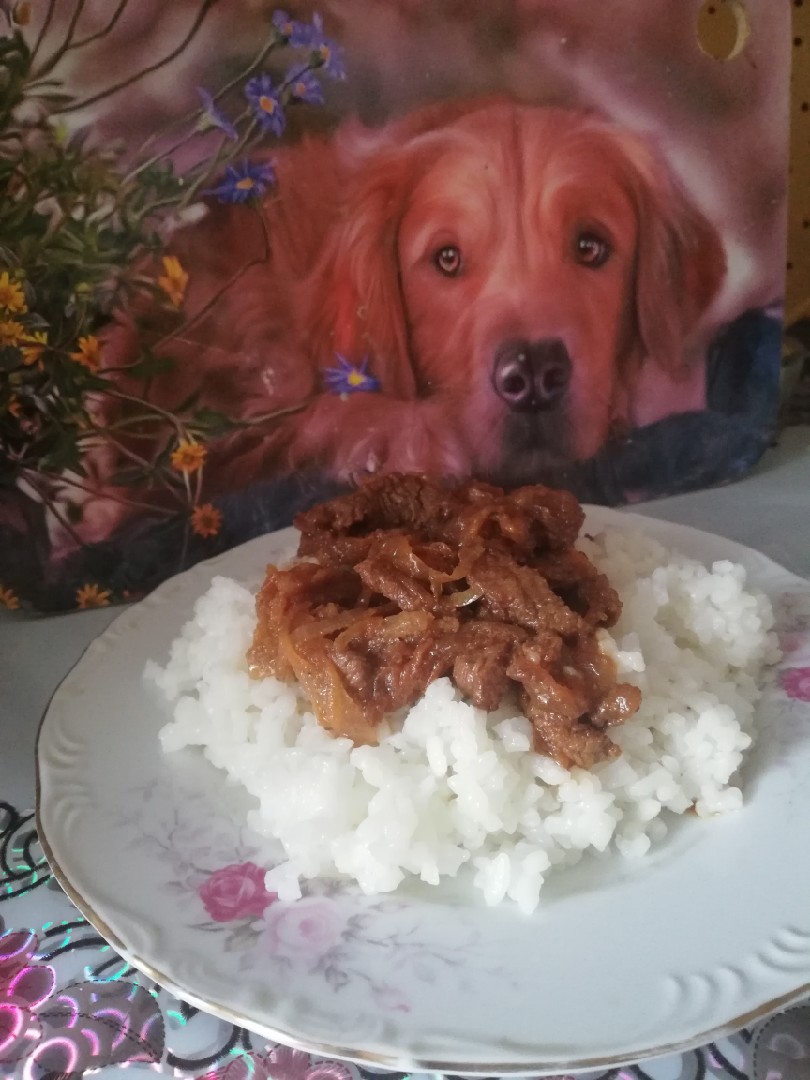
<box><xmin>251</xmin><ymin>473</ymin><xmax>640</xmax><ymax>766</ymax></box>
<box><xmin>507</xmin><ymin>636</ymin><xmax>640</xmax><ymax>769</ymax></box>
<box><xmin>466</xmin><ymin>549</ymin><xmax>583</xmax><ymax>636</ymax></box>
<box><xmin>451</xmin><ymin>621</ymin><xmax>531</xmax><ymax>711</ymax></box>
<box><xmin>532</xmin><ymin>549</ymin><xmax>622</xmax><ymax>626</ymax></box>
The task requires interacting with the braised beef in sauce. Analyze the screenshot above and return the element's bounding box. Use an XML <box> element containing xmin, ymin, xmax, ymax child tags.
<box><xmin>247</xmin><ymin>474</ymin><xmax>640</xmax><ymax>769</ymax></box>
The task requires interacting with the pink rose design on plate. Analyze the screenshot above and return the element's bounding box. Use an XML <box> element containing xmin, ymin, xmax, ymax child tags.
<box><xmin>260</xmin><ymin>898</ymin><xmax>345</xmax><ymax>959</ymax></box>
<box><xmin>781</xmin><ymin>667</ymin><xmax>810</xmax><ymax>702</ymax></box>
<box><xmin>198</xmin><ymin>862</ymin><xmax>277</xmax><ymax>922</ymax></box>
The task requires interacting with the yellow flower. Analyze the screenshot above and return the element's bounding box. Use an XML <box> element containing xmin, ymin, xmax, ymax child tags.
<box><xmin>70</xmin><ymin>335</ymin><xmax>101</xmax><ymax>371</ymax></box>
<box><xmin>157</xmin><ymin>255</ymin><xmax>188</xmax><ymax>308</ymax></box>
<box><xmin>76</xmin><ymin>583</ymin><xmax>111</xmax><ymax>609</ymax></box>
<box><xmin>171</xmin><ymin>438</ymin><xmax>206</xmax><ymax>474</ymax></box>
<box><xmin>0</xmin><ymin>272</ymin><xmax>26</xmax><ymax>313</ymax></box>
<box><xmin>0</xmin><ymin>319</ymin><xmax>25</xmax><ymax>347</ymax></box>
<box><xmin>0</xmin><ymin>584</ymin><xmax>20</xmax><ymax>610</ymax></box>
<box><xmin>21</xmin><ymin>330</ymin><xmax>47</xmax><ymax>366</ymax></box>
<box><xmin>190</xmin><ymin>502</ymin><xmax>222</xmax><ymax>538</ymax></box>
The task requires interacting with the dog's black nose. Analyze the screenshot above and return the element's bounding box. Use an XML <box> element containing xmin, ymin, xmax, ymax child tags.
<box><xmin>491</xmin><ymin>338</ymin><xmax>572</xmax><ymax>411</ymax></box>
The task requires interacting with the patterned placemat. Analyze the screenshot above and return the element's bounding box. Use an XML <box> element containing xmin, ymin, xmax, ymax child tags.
<box><xmin>1</xmin><ymin>801</ymin><xmax>808</xmax><ymax>1080</ymax></box>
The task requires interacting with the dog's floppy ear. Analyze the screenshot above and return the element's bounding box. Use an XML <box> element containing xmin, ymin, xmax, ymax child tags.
<box><xmin>624</xmin><ymin>136</ymin><xmax>727</xmax><ymax>377</ymax></box>
<box><xmin>306</xmin><ymin>100</ymin><xmax>494</xmax><ymax>399</ymax></box>
<box><xmin>306</xmin><ymin>123</ymin><xmax>421</xmax><ymax>399</ymax></box>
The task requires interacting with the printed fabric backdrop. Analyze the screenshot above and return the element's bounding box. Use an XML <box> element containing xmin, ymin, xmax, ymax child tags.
<box><xmin>0</xmin><ymin>0</ymin><xmax>791</xmax><ymax>611</ymax></box>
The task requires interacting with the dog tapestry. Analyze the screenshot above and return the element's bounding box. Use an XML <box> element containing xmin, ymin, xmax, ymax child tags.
<box><xmin>0</xmin><ymin>0</ymin><xmax>790</xmax><ymax>611</ymax></box>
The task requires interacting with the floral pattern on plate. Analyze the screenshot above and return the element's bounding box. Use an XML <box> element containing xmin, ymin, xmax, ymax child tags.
<box><xmin>34</xmin><ymin>514</ymin><xmax>810</xmax><ymax>1072</ymax></box>
<box><xmin>114</xmin><ymin>772</ymin><xmax>510</xmax><ymax>1021</ymax></box>
<box><xmin>774</xmin><ymin>591</ymin><xmax>810</xmax><ymax>700</ymax></box>
<box><xmin>4</xmin><ymin>801</ymin><xmax>808</xmax><ymax>1080</ymax></box>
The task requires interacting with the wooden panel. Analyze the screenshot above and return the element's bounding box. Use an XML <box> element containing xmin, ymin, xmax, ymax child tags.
<box><xmin>788</xmin><ymin>0</ymin><xmax>809</xmax><ymax>325</ymax></box>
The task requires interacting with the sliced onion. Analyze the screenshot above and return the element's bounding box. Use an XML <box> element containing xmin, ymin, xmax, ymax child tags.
<box><xmin>290</xmin><ymin>605</ymin><xmax>395</xmax><ymax>644</ymax></box>
<box><xmin>377</xmin><ymin>610</ymin><xmax>433</xmax><ymax>638</ymax></box>
<box><xmin>447</xmin><ymin>587</ymin><xmax>482</xmax><ymax>608</ymax></box>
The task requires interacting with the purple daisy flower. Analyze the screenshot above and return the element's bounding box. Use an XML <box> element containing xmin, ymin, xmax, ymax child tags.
<box><xmin>286</xmin><ymin>64</ymin><xmax>324</xmax><ymax>106</ymax></box>
<box><xmin>272</xmin><ymin>9</ymin><xmax>311</xmax><ymax>47</ymax></box>
<box><xmin>299</xmin><ymin>13</ymin><xmax>346</xmax><ymax>80</ymax></box>
<box><xmin>323</xmin><ymin>354</ymin><xmax>380</xmax><ymax>395</ymax></box>
<box><xmin>196</xmin><ymin>87</ymin><xmax>238</xmax><ymax>140</ymax></box>
<box><xmin>245</xmin><ymin>74</ymin><xmax>286</xmax><ymax>137</ymax></box>
<box><xmin>206</xmin><ymin>160</ymin><xmax>276</xmax><ymax>204</ymax></box>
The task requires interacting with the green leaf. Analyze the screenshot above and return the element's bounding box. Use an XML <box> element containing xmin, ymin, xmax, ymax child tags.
<box><xmin>172</xmin><ymin>388</ymin><xmax>201</xmax><ymax>415</ymax></box>
<box><xmin>70</xmin><ymin>372</ymin><xmax>108</xmax><ymax>392</ymax></box>
<box><xmin>0</xmin><ymin>347</ymin><xmax>23</xmax><ymax>372</ymax></box>
<box><xmin>191</xmin><ymin>407</ymin><xmax>236</xmax><ymax>436</ymax></box>
<box><xmin>35</xmin><ymin>92</ymin><xmax>75</xmax><ymax>107</ymax></box>
<box><xmin>39</xmin><ymin>433</ymin><xmax>82</xmax><ymax>474</ymax></box>
<box><xmin>125</xmin><ymin>351</ymin><xmax>176</xmax><ymax>378</ymax></box>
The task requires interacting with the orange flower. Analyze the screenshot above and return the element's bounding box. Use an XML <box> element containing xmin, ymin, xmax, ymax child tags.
<box><xmin>76</xmin><ymin>583</ymin><xmax>111</xmax><ymax>608</ymax></box>
<box><xmin>190</xmin><ymin>502</ymin><xmax>222</xmax><ymax>538</ymax></box>
<box><xmin>8</xmin><ymin>395</ymin><xmax>22</xmax><ymax>417</ymax></box>
<box><xmin>71</xmin><ymin>334</ymin><xmax>102</xmax><ymax>373</ymax></box>
<box><xmin>70</xmin><ymin>335</ymin><xmax>101</xmax><ymax>371</ymax></box>
<box><xmin>13</xmin><ymin>1</ymin><xmax>32</xmax><ymax>27</ymax></box>
<box><xmin>0</xmin><ymin>272</ymin><xmax>26</xmax><ymax>313</ymax></box>
<box><xmin>0</xmin><ymin>319</ymin><xmax>25</xmax><ymax>347</ymax></box>
<box><xmin>157</xmin><ymin>255</ymin><xmax>188</xmax><ymax>308</ymax></box>
<box><xmin>0</xmin><ymin>584</ymin><xmax>20</xmax><ymax>610</ymax></box>
<box><xmin>171</xmin><ymin>438</ymin><xmax>206</xmax><ymax>474</ymax></box>
<box><xmin>21</xmin><ymin>330</ymin><xmax>47</xmax><ymax>366</ymax></box>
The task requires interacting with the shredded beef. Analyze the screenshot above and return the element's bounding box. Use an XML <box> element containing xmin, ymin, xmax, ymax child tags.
<box><xmin>248</xmin><ymin>473</ymin><xmax>640</xmax><ymax>769</ymax></box>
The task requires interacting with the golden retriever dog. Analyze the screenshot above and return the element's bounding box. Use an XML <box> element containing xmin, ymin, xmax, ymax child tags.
<box><xmin>86</xmin><ymin>96</ymin><xmax>726</xmax><ymax>540</ymax></box>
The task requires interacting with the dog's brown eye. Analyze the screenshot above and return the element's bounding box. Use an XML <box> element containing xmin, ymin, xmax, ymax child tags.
<box><xmin>433</xmin><ymin>245</ymin><xmax>462</xmax><ymax>277</ymax></box>
<box><xmin>575</xmin><ymin>232</ymin><xmax>611</xmax><ymax>268</ymax></box>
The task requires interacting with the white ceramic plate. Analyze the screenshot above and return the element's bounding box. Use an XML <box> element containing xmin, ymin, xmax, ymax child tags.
<box><xmin>36</xmin><ymin>508</ymin><xmax>810</xmax><ymax>1076</ymax></box>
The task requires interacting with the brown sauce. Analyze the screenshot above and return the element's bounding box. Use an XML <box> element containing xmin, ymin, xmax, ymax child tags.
<box><xmin>247</xmin><ymin>474</ymin><xmax>641</xmax><ymax>769</ymax></box>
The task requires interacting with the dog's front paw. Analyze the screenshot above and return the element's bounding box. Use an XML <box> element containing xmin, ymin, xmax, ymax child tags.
<box><xmin>296</xmin><ymin>396</ymin><xmax>471</xmax><ymax>481</ymax></box>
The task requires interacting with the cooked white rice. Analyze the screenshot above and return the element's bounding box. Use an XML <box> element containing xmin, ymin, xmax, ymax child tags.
<box><xmin>147</xmin><ymin>526</ymin><xmax>779</xmax><ymax>913</ymax></box>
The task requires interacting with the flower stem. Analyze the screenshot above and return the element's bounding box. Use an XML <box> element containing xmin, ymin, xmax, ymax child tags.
<box><xmin>53</xmin><ymin>0</ymin><xmax>221</xmax><ymax>115</ymax></box>
<box><xmin>29</xmin><ymin>0</ymin><xmax>59</xmax><ymax>66</ymax></box>
<box><xmin>102</xmin><ymin>388</ymin><xmax>187</xmax><ymax>437</ymax></box>
<box><xmin>85</xmin><ymin>428</ymin><xmax>153</xmax><ymax>472</ymax></box>
<box><xmin>177</xmin><ymin>517</ymin><xmax>191</xmax><ymax>571</ymax></box>
<box><xmin>32</xmin><ymin>0</ymin><xmax>88</xmax><ymax>81</ymax></box>
<box><xmin>236</xmin><ymin>399</ymin><xmax>315</xmax><ymax>426</ymax></box>
<box><xmin>124</xmin><ymin>129</ymin><xmax>205</xmax><ymax>186</ymax></box>
<box><xmin>21</xmin><ymin>78</ymin><xmax>64</xmax><ymax>92</ymax></box>
<box><xmin>70</xmin><ymin>0</ymin><xmax>129</xmax><ymax>51</ymax></box>
<box><xmin>178</xmin><ymin>132</ymin><xmax>236</xmax><ymax>207</ymax></box>
<box><xmin>130</xmin><ymin>32</ymin><xmax>281</xmax><ymax>164</ymax></box>
<box><xmin>152</xmin><ymin>210</ymin><xmax>269</xmax><ymax>351</ymax></box>
<box><xmin>23</xmin><ymin>468</ymin><xmax>174</xmax><ymax>518</ymax></box>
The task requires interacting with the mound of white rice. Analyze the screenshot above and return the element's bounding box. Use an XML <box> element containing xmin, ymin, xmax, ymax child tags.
<box><xmin>147</xmin><ymin>527</ymin><xmax>779</xmax><ymax>913</ymax></box>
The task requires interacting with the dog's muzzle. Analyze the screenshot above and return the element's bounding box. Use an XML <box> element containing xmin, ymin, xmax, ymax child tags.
<box><xmin>491</xmin><ymin>338</ymin><xmax>572</xmax><ymax>411</ymax></box>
